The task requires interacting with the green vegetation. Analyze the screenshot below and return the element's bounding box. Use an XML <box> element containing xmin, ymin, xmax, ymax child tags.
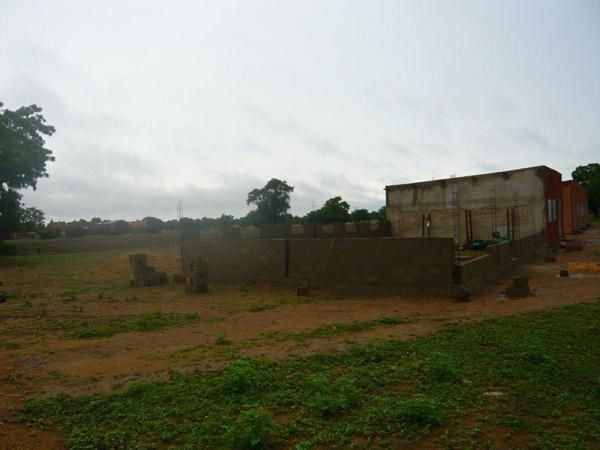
<box><xmin>263</xmin><ymin>315</ymin><xmax>411</xmax><ymax>342</ymax></box>
<box><xmin>1</xmin><ymin>312</ymin><xmax>199</xmax><ymax>340</ymax></box>
<box><xmin>247</xmin><ymin>293</ymin><xmax>334</xmax><ymax>312</ymax></box>
<box><xmin>19</xmin><ymin>302</ymin><xmax>600</xmax><ymax>448</ymax></box>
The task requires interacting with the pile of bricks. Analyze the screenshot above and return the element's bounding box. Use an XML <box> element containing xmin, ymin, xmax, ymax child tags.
<box><xmin>129</xmin><ymin>254</ymin><xmax>168</xmax><ymax>287</ymax></box>
<box><xmin>185</xmin><ymin>256</ymin><xmax>208</xmax><ymax>293</ymax></box>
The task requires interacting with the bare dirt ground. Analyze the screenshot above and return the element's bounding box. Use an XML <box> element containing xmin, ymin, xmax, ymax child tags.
<box><xmin>1</xmin><ymin>227</ymin><xmax>599</xmax><ymax>449</ymax></box>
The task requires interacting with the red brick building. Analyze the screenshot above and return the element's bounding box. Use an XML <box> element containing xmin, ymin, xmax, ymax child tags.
<box><xmin>561</xmin><ymin>181</ymin><xmax>588</xmax><ymax>235</ymax></box>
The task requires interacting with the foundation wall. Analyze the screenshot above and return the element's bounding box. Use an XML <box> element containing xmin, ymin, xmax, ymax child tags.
<box><xmin>454</xmin><ymin>232</ymin><xmax>545</xmax><ymax>290</ymax></box>
<box><xmin>181</xmin><ymin>238</ymin><xmax>287</xmax><ymax>283</ymax></box>
<box><xmin>181</xmin><ymin>235</ymin><xmax>455</xmax><ymax>294</ymax></box>
<box><xmin>288</xmin><ymin>237</ymin><xmax>455</xmax><ymax>294</ymax></box>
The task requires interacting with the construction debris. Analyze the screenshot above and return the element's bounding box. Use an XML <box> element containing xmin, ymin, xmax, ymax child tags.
<box><xmin>185</xmin><ymin>256</ymin><xmax>208</xmax><ymax>294</ymax></box>
<box><xmin>129</xmin><ymin>254</ymin><xmax>168</xmax><ymax>287</ymax></box>
<box><xmin>505</xmin><ymin>276</ymin><xmax>529</xmax><ymax>298</ymax></box>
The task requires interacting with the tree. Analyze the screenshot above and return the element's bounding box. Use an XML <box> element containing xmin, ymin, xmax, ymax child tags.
<box><xmin>142</xmin><ymin>216</ymin><xmax>164</xmax><ymax>233</ymax></box>
<box><xmin>305</xmin><ymin>196</ymin><xmax>351</xmax><ymax>224</ymax></box>
<box><xmin>0</xmin><ymin>101</ymin><xmax>55</xmax><ymax>239</ymax></box>
<box><xmin>247</xmin><ymin>179</ymin><xmax>294</xmax><ymax>224</ymax></box>
<box><xmin>20</xmin><ymin>207</ymin><xmax>45</xmax><ymax>233</ymax></box>
<box><xmin>0</xmin><ymin>190</ymin><xmax>22</xmax><ymax>239</ymax></box>
<box><xmin>351</xmin><ymin>208</ymin><xmax>371</xmax><ymax>222</ymax></box>
<box><xmin>572</xmin><ymin>163</ymin><xmax>600</xmax><ymax>217</ymax></box>
<box><xmin>0</xmin><ymin>102</ymin><xmax>55</xmax><ymax>190</ymax></box>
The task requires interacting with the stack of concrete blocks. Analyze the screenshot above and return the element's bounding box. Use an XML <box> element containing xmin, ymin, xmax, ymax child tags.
<box><xmin>129</xmin><ymin>254</ymin><xmax>168</xmax><ymax>287</ymax></box>
<box><xmin>186</xmin><ymin>255</ymin><xmax>209</xmax><ymax>293</ymax></box>
<box><xmin>505</xmin><ymin>277</ymin><xmax>530</xmax><ymax>298</ymax></box>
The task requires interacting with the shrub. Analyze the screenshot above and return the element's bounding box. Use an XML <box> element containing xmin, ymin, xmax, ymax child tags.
<box><xmin>0</xmin><ymin>242</ymin><xmax>18</xmax><ymax>256</ymax></box>
<box><xmin>215</xmin><ymin>332</ymin><xmax>232</xmax><ymax>345</ymax></box>
<box><xmin>396</xmin><ymin>398</ymin><xmax>443</xmax><ymax>427</ymax></box>
<box><xmin>427</xmin><ymin>352</ymin><xmax>460</xmax><ymax>383</ymax></box>
<box><xmin>308</xmin><ymin>374</ymin><xmax>361</xmax><ymax>418</ymax></box>
<box><xmin>232</xmin><ymin>408</ymin><xmax>274</xmax><ymax>449</ymax></box>
<box><xmin>221</xmin><ymin>360</ymin><xmax>261</xmax><ymax>395</ymax></box>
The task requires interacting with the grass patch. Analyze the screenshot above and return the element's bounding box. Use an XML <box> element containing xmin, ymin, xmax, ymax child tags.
<box><xmin>1</xmin><ymin>312</ymin><xmax>200</xmax><ymax>340</ymax></box>
<box><xmin>264</xmin><ymin>315</ymin><xmax>411</xmax><ymax>342</ymax></box>
<box><xmin>68</xmin><ymin>312</ymin><xmax>200</xmax><ymax>339</ymax></box>
<box><xmin>18</xmin><ymin>302</ymin><xmax>600</xmax><ymax>448</ymax></box>
<box><xmin>247</xmin><ymin>294</ymin><xmax>335</xmax><ymax>313</ymax></box>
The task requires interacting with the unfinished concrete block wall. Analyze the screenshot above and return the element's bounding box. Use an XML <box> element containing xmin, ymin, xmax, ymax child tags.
<box><xmin>181</xmin><ymin>238</ymin><xmax>287</xmax><ymax>283</ymax></box>
<box><xmin>288</xmin><ymin>238</ymin><xmax>455</xmax><ymax>294</ymax></box>
<box><xmin>181</xmin><ymin>233</ymin><xmax>455</xmax><ymax>294</ymax></box>
<box><xmin>454</xmin><ymin>232</ymin><xmax>544</xmax><ymax>289</ymax></box>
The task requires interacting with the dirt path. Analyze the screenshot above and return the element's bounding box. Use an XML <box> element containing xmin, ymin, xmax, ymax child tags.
<box><xmin>1</xmin><ymin>228</ymin><xmax>599</xmax><ymax>449</ymax></box>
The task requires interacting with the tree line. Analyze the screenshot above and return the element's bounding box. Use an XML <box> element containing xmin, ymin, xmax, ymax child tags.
<box><xmin>1</xmin><ymin>100</ymin><xmax>599</xmax><ymax>241</ymax></box>
<box><xmin>48</xmin><ymin>185</ymin><xmax>387</xmax><ymax>238</ymax></box>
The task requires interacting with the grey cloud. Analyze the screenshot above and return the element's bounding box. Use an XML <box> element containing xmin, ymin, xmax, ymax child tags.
<box><xmin>246</xmin><ymin>104</ymin><xmax>348</xmax><ymax>158</ymax></box>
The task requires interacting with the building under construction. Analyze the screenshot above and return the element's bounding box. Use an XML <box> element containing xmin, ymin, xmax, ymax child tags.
<box><xmin>385</xmin><ymin>166</ymin><xmax>563</xmax><ymax>248</ymax></box>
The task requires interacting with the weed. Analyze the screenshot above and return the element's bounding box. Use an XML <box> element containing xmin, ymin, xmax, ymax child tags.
<box><xmin>0</xmin><ymin>242</ymin><xmax>18</xmax><ymax>255</ymax></box>
<box><xmin>248</xmin><ymin>303</ymin><xmax>277</xmax><ymax>312</ymax></box>
<box><xmin>426</xmin><ymin>352</ymin><xmax>460</xmax><ymax>383</ymax></box>
<box><xmin>220</xmin><ymin>359</ymin><xmax>264</xmax><ymax>395</ymax></box>
<box><xmin>236</xmin><ymin>283</ymin><xmax>250</xmax><ymax>294</ymax></box>
<box><xmin>215</xmin><ymin>332</ymin><xmax>232</xmax><ymax>345</ymax></box>
<box><xmin>231</xmin><ymin>408</ymin><xmax>274</xmax><ymax>449</ymax></box>
<box><xmin>60</xmin><ymin>289</ymin><xmax>81</xmax><ymax>301</ymax></box>
<box><xmin>2</xmin><ymin>340</ymin><xmax>20</xmax><ymax>350</ymax></box>
<box><xmin>396</xmin><ymin>398</ymin><xmax>443</xmax><ymax>427</ymax></box>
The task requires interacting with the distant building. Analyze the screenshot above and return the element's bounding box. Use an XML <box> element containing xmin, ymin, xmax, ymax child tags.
<box><xmin>561</xmin><ymin>181</ymin><xmax>588</xmax><ymax>234</ymax></box>
<box><xmin>385</xmin><ymin>166</ymin><xmax>562</xmax><ymax>248</ymax></box>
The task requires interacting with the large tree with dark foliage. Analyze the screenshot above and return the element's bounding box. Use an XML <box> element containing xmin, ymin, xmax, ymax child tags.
<box><xmin>247</xmin><ymin>179</ymin><xmax>294</xmax><ymax>224</ymax></box>
<box><xmin>572</xmin><ymin>163</ymin><xmax>600</xmax><ymax>218</ymax></box>
<box><xmin>305</xmin><ymin>196</ymin><xmax>351</xmax><ymax>224</ymax></box>
<box><xmin>0</xmin><ymin>101</ymin><xmax>55</xmax><ymax>239</ymax></box>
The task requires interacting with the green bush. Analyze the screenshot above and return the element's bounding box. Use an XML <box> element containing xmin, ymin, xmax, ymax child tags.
<box><xmin>396</xmin><ymin>398</ymin><xmax>443</xmax><ymax>427</ymax></box>
<box><xmin>307</xmin><ymin>374</ymin><xmax>361</xmax><ymax>418</ymax></box>
<box><xmin>221</xmin><ymin>360</ymin><xmax>261</xmax><ymax>395</ymax></box>
<box><xmin>426</xmin><ymin>352</ymin><xmax>460</xmax><ymax>383</ymax></box>
<box><xmin>232</xmin><ymin>408</ymin><xmax>274</xmax><ymax>449</ymax></box>
<box><xmin>0</xmin><ymin>242</ymin><xmax>18</xmax><ymax>256</ymax></box>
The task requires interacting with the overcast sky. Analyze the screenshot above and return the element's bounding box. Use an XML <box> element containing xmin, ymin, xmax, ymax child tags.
<box><xmin>1</xmin><ymin>0</ymin><xmax>599</xmax><ymax>221</ymax></box>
